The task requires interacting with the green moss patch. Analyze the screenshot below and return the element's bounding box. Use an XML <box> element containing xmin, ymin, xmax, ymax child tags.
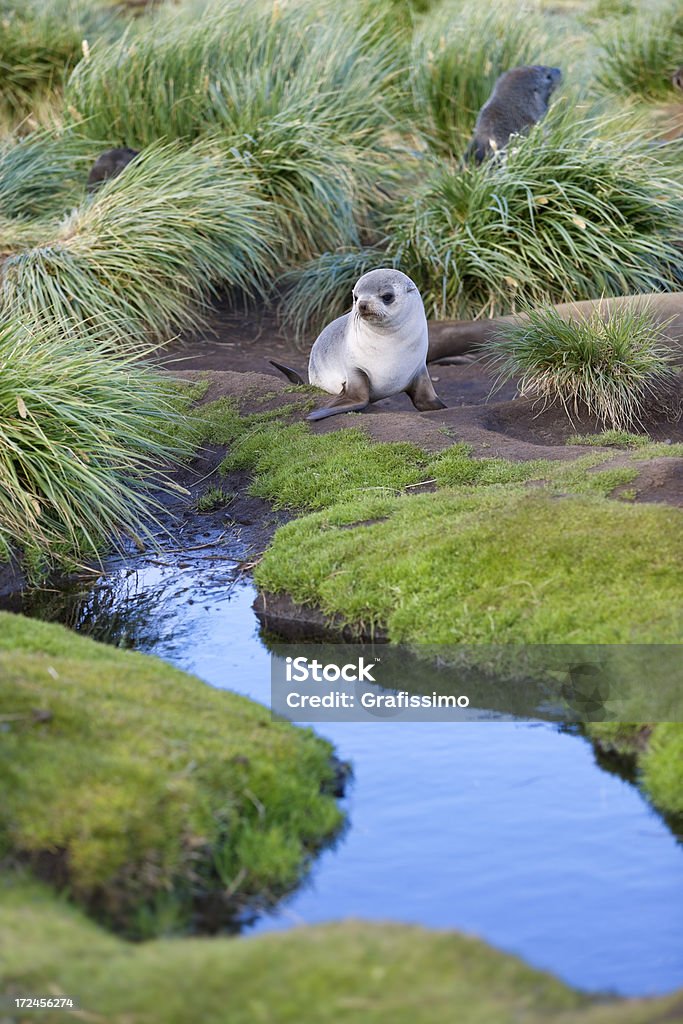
<box><xmin>225</xmin><ymin>423</ymin><xmax>432</xmax><ymax>509</ymax></box>
<box><xmin>0</xmin><ymin>613</ymin><xmax>343</xmax><ymax>938</ymax></box>
<box><xmin>568</xmin><ymin>431</ymin><xmax>683</xmax><ymax>458</ymax></box>
<box><xmin>174</xmin><ymin>393</ymin><xmax>682</xmax><ymax>645</ymax></box>
<box><xmin>4</xmin><ymin>874</ymin><xmax>683</xmax><ymax>1024</ymax></box>
<box><xmin>254</xmin><ymin>488</ymin><xmax>681</xmax><ymax>644</ymax></box>
<box><xmin>567</xmin><ymin>431</ymin><xmax>654</xmax><ymax>449</ymax></box>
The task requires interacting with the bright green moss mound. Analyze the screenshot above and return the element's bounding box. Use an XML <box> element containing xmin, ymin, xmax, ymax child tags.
<box><xmin>0</xmin><ymin>613</ymin><xmax>342</xmax><ymax>938</ymax></box>
<box><xmin>254</xmin><ymin>488</ymin><xmax>682</xmax><ymax>643</ymax></box>
<box><xmin>193</xmin><ymin>397</ymin><xmax>638</xmax><ymax>509</ymax></box>
<box><xmin>587</xmin><ymin>722</ymin><xmax>683</xmax><ymax>818</ymax></box>
<box><xmin>226</xmin><ymin>422</ymin><xmax>431</xmax><ymax>508</ymax></box>
<box><xmin>4</xmin><ymin>875</ymin><xmax>683</xmax><ymax>1024</ymax></box>
<box><xmin>175</xmin><ymin>394</ymin><xmax>681</xmax><ymax>644</ymax></box>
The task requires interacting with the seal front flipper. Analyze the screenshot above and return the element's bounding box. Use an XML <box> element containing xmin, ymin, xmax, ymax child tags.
<box><xmin>307</xmin><ymin>368</ymin><xmax>371</xmax><ymax>422</ymax></box>
<box><xmin>269</xmin><ymin>360</ymin><xmax>305</xmax><ymax>386</ymax></box>
<box><xmin>406</xmin><ymin>367</ymin><xmax>446</xmax><ymax>412</ymax></box>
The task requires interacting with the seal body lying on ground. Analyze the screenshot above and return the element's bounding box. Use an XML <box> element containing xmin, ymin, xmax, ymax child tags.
<box><xmin>87</xmin><ymin>147</ymin><xmax>140</xmax><ymax>191</ymax></box>
<box><xmin>271</xmin><ymin>269</ymin><xmax>446</xmax><ymax>421</ymax></box>
<box><xmin>465</xmin><ymin>65</ymin><xmax>562</xmax><ymax>164</ymax></box>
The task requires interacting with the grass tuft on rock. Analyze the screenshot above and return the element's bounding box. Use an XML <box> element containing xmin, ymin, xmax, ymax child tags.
<box><xmin>484</xmin><ymin>302</ymin><xmax>677</xmax><ymax>430</ymax></box>
<box><xmin>0</xmin><ymin>612</ymin><xmax>343</xmax><ymax>938</ymax></box>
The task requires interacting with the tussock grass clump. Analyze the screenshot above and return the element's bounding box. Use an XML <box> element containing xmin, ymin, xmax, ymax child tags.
<box><xmin>597</xmin><ymin>3</ymin><xmax>683</xmax><ymax>101</ymax></box>
<box><xmin>65</xmin><ymin>2</ymin><xmax>402</xmax><ymax>259</ymax></box>
<box><xmin>0</xmin><ymin>129</ymin><xmax>95</xmax><ymax>220</ymax></box>
<box><xmin>581</xmin><ymin>0</ymin><xmax>635</xmax><ymax>23</ymax></box>
<box><xmin>0</xmin><ymin>0</ymin><xmax>118</xmax><ymax>124</ymax></box>
<box><xmin>485</xmin><ymin>303</ymin><xmax>677</xmax><ymax>430</ymax></box>
<box><xmin>66</xmin><ymin>2</ymin><xmax>399</xmax><ymax>147</ymax></box>
<box><xmin>1</xmin><ymin>143</ymin><xmax>274</xmax><ymax>344</ymax></box>
<box><xmin>0</xmin><ymin>2</ymin><xmax>82</xmax><ymax>121</ymax></box>
<box><xmin>387</xmin><ymin>112</ymin><xmax>683</xmax><ymax>320</ymax></box>
<box><xmin>410</xmin><ymin>0</ymin><xmax>546</xmax><ymax>158</ymax></box>
<box><xmin>0</xmin><ymin>318</ymin><xmax>187</xmax><ymax>574</ymax></box>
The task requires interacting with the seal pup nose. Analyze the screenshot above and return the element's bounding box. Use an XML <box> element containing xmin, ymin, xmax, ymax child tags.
<box><xmin>357</xmin><ymin>299</ymin><xmax>371</xmax><ymax>316</ymax></box>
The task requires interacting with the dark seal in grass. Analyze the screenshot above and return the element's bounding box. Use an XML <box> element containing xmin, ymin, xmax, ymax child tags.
<box><xmin>465</xmin><ymin>65</ymin><xmax>562</xmax><ymax>164</ymax></box>
<box><xmin>271</xmin><ymin>268</ymin><xmax>446</xmax><ymax>421</ymax></box>
<box><xmin>87</xmin><ymin>147</ymin><xmax>140</xmax><ymax>191</ymax></box>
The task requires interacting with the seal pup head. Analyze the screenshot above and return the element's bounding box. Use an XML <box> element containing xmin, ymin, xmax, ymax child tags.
<box><xmin>520</xmin><ymin>64</ymin><xmax>562</xmax><ymax>111</ymax></box>
<box><xmin>351</xmin><ymin>268</ymin><xmax>424</xmax><ymax>330</ymax></box>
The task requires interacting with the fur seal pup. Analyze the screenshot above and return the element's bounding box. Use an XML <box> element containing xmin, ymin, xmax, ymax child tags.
<box><xmin>87</xmin><ymin>147</ymin><xmax>140</xmax><ymax>191</ymax></box>
<box><xmin>271</xmin><ymin>268</ymin><xmax>446</xmax><ymax>421</ymax></box>
<box><xmin>673</xmin><ymin>68</ymin><xmax>683</xmax><ymax>91</ymax></box>
<box><xmin>465</xmin><ymin>65</ymin><xmax>562</xmax><ymax>164</ymax></box>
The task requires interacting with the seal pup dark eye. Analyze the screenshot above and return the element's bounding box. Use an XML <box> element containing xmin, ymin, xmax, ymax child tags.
<box><xmin>381</xmin><ymin>293</ymin><xmax>394</xmax><ymax>304</ymax></box>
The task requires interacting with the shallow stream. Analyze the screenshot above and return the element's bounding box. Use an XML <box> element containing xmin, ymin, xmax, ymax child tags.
<box><xmin>9</xmin><ymin>524</ymin><xmax>683</xmax><ymax>999</ymax></box>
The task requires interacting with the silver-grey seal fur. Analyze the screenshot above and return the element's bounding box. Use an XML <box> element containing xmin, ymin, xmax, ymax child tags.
<box><xmin>465</xmin><ymin>65</ymin><xmax>562</xmax><ymax>164</ymax></box>
<box><xmin>87</xmin><ymin>147</ymin><xmax>139</xmax><ymax>192</ymax></box>
<box><xmin>271</xmin><ymin>268</ymin><xmax>446</xmax><ymax>421</ymax></box>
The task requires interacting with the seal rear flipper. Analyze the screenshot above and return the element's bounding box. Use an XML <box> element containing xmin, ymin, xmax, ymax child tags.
<box><xmin>307</xmin><ymin>369</ymin><xmax>371</xmax><ymax>422</ymax></box>
<box><xmin>406</xmin><ymin>367</ymin><xmax>447</xmax><ymax>412</ymax></box>
<box><xmin>269</xmin><ymin>360</ymin><xmax>305</xmax><ymax>386</ymax></box>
